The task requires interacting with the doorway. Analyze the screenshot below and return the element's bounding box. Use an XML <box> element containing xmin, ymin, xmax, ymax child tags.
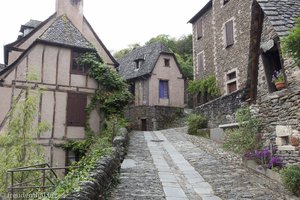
<box><xmin>141</xmin><ymin>119</ymin><xmax>147</xmax><ymax>131</ymax></box>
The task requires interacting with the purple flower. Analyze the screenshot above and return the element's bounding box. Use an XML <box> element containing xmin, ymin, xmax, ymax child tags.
<box><xmin>262</xmin><ymin>149</ymin><xmax>271</xmax><ymax>158</ymax></box>
<box><xmin>267</xmin><ymin>157</ymin><xmax>283</xmax><ymax>169</ymax></box>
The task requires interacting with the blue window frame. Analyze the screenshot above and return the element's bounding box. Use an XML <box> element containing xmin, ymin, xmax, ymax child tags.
<box><xmin>159</xmin><ymin>80</ymin><xmax>169</xmax><ymax>99</ymax></box>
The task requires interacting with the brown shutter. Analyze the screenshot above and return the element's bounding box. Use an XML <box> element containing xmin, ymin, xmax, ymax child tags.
<box><xmin>225</xmin><ymin>20</ymin><xmax>234</xmax><ymax>47</ymax></box>
<box><xmin>197</xmin><ymin>19</ymin><xmax>203</xmax><ymax>39</ymax></box>
<box><xmin>67</xmin><ymin>93</ymin><xmax>87</xmax><ymax>126</ymax></box>
<box><xmin>198</xmin><ymin>53</ymin><xmax>204</xmax><ymax>76</ymax></box>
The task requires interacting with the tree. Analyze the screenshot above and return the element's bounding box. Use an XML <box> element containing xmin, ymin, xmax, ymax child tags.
<box><xmin>0</xmin><ymin>78</ymin><xmax>50</xmax><ymax>196</ymax></box>
<box><xmin>113</xmin><ymin>43</ymin><xmax>141</xmax><ymax>59</ymax></box>
<box><xmin>282</xmin><ymin>17</ymin><xmax>300</xmax><ymax>66</ymax></box>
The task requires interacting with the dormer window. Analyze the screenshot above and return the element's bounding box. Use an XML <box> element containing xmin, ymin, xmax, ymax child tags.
<box><xmin>134</xmin><ymin>59</ymin><xmax>144</xmax><ymax>70</ymax></box>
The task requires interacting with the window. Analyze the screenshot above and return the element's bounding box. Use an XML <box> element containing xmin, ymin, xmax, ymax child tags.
<box><xmin>71</xmin><ymin>50</ymin><xmax>88</xmax><ymax>75</ymax></box>
<box><xmin>67</xmin><ymin>93</ymin><xmax>87</xmax><ymax>127</ymax></box>
<box><xmin>134</xmin><ymin>59</ymin><xmax>144</xmax><ymax>70</ymax></box>
<box><xmin>164</xmin><ymin>58</ymin><xmax>170</xmax><ymax>67</ymax></box>
<box><xmin>226</xmin><ymin>71</ymin><xmax>237</xmax><ymax>94</ymax></box>
<box><xmin>65</xmin><ymin>150</ymin><xmax>83</xmax><ymax>174</ymax></box>
<box><xmin>159</xmin><ymin>80</ymin><xmax>169</xmax><ymax>99</ymax></box>
<box><xmin>225</xmin><ymin>20</ymin><xmax>234</xmax><ymax>47</ymax></box>
<box><xmin>129</xmin><ymin>82</ymin><xmax>135</xmax><ymax>96</ymax></box>
<box><xmin>262</xmin><ymin>41</ymin><xmax>285</xmax><ymax>93</ymax></box>
<box><xmin>223</xmin><ymin>0</ymin><xmax>230</xmax><ymax>5</ymax></box>
<box><xmin>197</xmin><ymin>19</ymin><xmax>203</xmax><ymax>40</ymax></box>
<box><xmin>197</xmin><ymin>52</ymin><xmax>204</xmax><ymax>76</ymax></box>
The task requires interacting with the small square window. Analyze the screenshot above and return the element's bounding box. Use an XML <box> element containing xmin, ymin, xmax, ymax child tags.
<box><xmin>223</xmin><ymin>0</ymin><xmax>230</xmax><ymax>5</ymax></box>
<box><xmin>227</xmin><ymin>71</ymin><xmax>236</xmax><ymax>80</ymax></box>
<box><xmin>164</xmin><ymin>59</ymin><xmax>170</xmax><ymax>67</ymax></box>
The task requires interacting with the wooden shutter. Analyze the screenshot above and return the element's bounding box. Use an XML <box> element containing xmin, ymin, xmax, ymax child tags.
<box><xmin>197</xmin><ymin>19</ymin><xmax>203</xmax><ymax>39</ymax></box>
<box><xmin>159</xmin><ymin>80</ymin><xmax>169</xmax><ymax>99</ymax></box>
<box><xmin>225</xmin><ymin>20</ymin><xmax>234</xmax><ymax>47</ymax></box>
<box><xmin>228</xmin><ymin>82</ymin><xmax>237</xmax><ymax>93</ymax></box>
<box><xmin>197</xmin><ymin>53</ymin><xmax>204</xmax><ymax>76</ymax></box>
<box><xmin>67</xmin><ymin>93</ymin><xmax>87</xmax><ymax>126</ymax></box>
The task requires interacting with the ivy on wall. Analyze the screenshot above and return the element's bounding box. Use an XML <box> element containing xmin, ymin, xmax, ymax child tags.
<box><xmin>187</xmin><ymin>75</ymin><xmax>220</xmax><ymax>99</ymax></box>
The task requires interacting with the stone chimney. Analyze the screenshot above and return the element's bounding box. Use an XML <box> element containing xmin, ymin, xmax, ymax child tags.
<box><xmin>56</xmin><ymin>0</ymin><xmax>83</xmax><ymax>31</ymax></box>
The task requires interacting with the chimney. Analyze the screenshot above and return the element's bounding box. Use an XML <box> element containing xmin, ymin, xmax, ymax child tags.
<box><xmin>56</xmin><ymin>0</ymin><xmax>84</xmax><ymax>31</ymax></box>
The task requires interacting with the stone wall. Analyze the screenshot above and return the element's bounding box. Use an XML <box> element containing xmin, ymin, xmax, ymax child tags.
<box><xmin>194</xmin><ymin>89</ymin><xmax>245</xmax><ymax>128</ymax></box>
<box><xmin>192</xmin><ymin>0</ymin><xmax>252</xmax><ymax>94</ymax></box>
<box><xmin>125</xmin><ymin>105</ymin><xmax>184</xmax><ymax>131</ymax></box>
<box><xmin>60</xmin><ymin>128</ymin><xmax>129</xmax><ymax>200</ymax></box>
<box><xmin>254</xmin><ymin>14</ymin><xmax>300</xmax><ymax>164</ymax></box>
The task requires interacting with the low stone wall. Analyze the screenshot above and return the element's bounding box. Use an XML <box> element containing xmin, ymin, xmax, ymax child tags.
<box><xmin>194</xmin><ymin>89</ymin><xmax>245</xmax><ymax>128</ymax></box>
<box><xmin>125</xmin><ymin>105</ymin><xmax>184</xmax><ymax>131</ymax></box>
<box><xmin>60</xmin><ymin>128</ymin><xmax>129</xmax><ymax>200</ymax></box>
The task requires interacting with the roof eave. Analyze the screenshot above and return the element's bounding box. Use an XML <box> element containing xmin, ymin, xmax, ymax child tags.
<box><xmin>188</xmin><ymin>0</ymin><xmax>213</xmax><ymax>24</ymax></box>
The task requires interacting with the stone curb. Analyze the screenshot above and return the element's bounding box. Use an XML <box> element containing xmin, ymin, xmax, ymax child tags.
<box><xmin>60</xmin><ymin>128</ymin><xmax>129</xmax><ymax>200</ymax></box>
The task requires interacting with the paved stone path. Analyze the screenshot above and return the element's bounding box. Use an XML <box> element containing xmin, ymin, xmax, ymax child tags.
<box><xmin>109</xmin><ymin>128</ymin><xmax>296</xmax><ymax>200</ymax></box>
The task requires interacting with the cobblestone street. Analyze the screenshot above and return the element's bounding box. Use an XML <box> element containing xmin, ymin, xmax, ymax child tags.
<box><xmin>109</xmin><ymin>128</ymin><xmax>297</xmax><ymax>200</ymax></box>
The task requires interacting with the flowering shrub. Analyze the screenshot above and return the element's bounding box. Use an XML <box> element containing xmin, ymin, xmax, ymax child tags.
<box><xmin>244</xmin><ymin>147</ymin><xmax>284</xmax><ymax>170</ymax></box>
<box><xmin>272</xmin><ymin>69</ymin><xmax>285</xmax><ymax>84</ymax></box>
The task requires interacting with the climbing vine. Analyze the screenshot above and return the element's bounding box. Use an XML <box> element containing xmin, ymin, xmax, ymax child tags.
<box><xmin>187</xmin><ymin>75</ymin><xmax>220</xmax><ymax>97</ymax></box>
<box><xmin>62</xmin><ymin>52</ymin><xmax>132</xmax><ymax>154</ymax></box>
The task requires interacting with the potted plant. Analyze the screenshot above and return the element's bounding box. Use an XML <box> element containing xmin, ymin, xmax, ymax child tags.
<box><xmin>290</xmin><ymin>135</ymin><xmax>299</xmax><ymax>146</ymax></box>
<box><xmin>272</xmin><ymin>69</ymin><xmax>285</xmax><ymax>90</ymax></box>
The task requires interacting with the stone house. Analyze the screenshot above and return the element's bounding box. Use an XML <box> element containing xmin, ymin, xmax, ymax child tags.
<box><xmin>118</xmin><ymin>43</ymin><xmax>185</xmax><ymax>131</ymax></box>
<box><xmin>0</xmin><ymin>0</ymin><xmax>118</xmax><ymax>170</ymax></box>
<box><xmin>189</xmin><ymin>0</ymin><xmax>300</xmax><ymax>164</ymax></box>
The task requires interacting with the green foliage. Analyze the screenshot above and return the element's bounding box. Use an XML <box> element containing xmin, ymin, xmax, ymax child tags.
<box><xmin>113</xmin><ymin>43</ymin><xmax>141</xmax><ymax>59</ymax></box>
<box><xmin>47</xmin><ymin>116</ymin><xmax>127</xmax><ymax>199</ymax></box>
<box><xmin>282</xmin><ymin>17</ymin><xmax>300</xmax><ymax>66</ymax></box>
<box><xmin>281</xmin><ymin>165</ymin><xmax>300</xmax><ymax>196</ymax></box>
<box><xmin>81</xmin><ymin>52</ymin><xmax>133</xmax><ymax>120</ymax></box>
<box><xmin>187</xmin><ymin>75</ymin><xmax>220</xmax><ymax>97</ymax></box>
<box><xmin>47</xmin><ymin>136</ymin><xmax>112</xmax><ymax>199</ymax></box>
<box><xmin>187</xmin><ymin>114</ymin><xmax>208</xmax><ymax>135</ymax></box>
<box><xmin>0</xmin><ymin>86</ymin><xmax>50</xmax><ymax>195</ymax></box>
<box><xmin>223</xmin><ymin>107</ymin><xmax>261</xmax><ymax>154</ymax></box>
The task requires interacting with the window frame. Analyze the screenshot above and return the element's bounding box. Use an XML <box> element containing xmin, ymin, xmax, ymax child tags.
<box><xmin>196</xmin><ymin>19</ymin><xmax>203</xmax><ymax>40</ymax></box>
<box><xmin>159</xmin><ymin>80</ymin><xmax>169</xmax><ymax>99</ymax></box>
<box><xmin>225</xmin><ymin>70</ymin><xmax>238</xmax><ymax>94</ymax></box>
<box><xmin>66</xmin><ymin>92</ymin><xmax>87</xmax><ymax>127</ymax></box>
<box><xmin>70</xmin><ymin>49</ymin><xmax>89</xmax><ymax>75</ymax></box>
<box><xmin>225</xmin><ymin>20</ymin><xmax>234</xmax><ymax>48</ymax></box>
<box><xmin>164</xmin><ymin>58</ymin><xmax>170</xmax><ymax>67</ymax></box>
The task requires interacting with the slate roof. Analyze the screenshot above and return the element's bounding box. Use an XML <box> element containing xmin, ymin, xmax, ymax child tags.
<box><xmin>22</xmin><ymin>19</ymin><xmax>41</xmax><ymax>29</ymax></box>
<box><xmin>118</xmin><ymin>43</ymin><xmax>172</xmax><ymax>80</ymax></box>
<box><xmin>257</xmin><ymin>0</ymin><xmax>300</xmax><ymax>36</ymax></box>
<box><xmin>39</xmin><ymin>15</ymin><xmax>93</xmax><ymax>49</ymax></box>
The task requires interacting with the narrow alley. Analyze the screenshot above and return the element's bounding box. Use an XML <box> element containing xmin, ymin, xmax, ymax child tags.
<box><xmin>109</xmin><ymin>128</ymin><xmax>295</xmax><ymax>200</ymax></box>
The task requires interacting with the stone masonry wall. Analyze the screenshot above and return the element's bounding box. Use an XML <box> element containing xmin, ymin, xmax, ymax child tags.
<box><xmin>60</xmin><ymin>128</ymin><xmax>129</xmax><ymax>200</ymax></box>
<box><xmin>192</xmin><ymin>0</ymin><xmax>253</xmax><ymax>94</ymax></box>
<box><xmin>195</xmin><ymin>89</ymin><xmax>245</xmax><ymax>128</ymax></box>
<box><xmin>125</xmin><ymin>106</ymin><xmax>184</xmax><ymax>131</ymax></box>
<box><xmin>254</xmin><ymin>16</ymin><xmax>300</xmax><ymax>165</ymax></box>
<box><xmin>213</xmin><ymin>0</ymin><xmax>252</xmax><ymax>94</ymax></box>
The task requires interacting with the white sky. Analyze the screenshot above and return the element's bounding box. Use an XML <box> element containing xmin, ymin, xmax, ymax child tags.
<box><xmin>0</xmin><ymin>0</ymin><xmax>209</xmax><ymax>64</ymax></box>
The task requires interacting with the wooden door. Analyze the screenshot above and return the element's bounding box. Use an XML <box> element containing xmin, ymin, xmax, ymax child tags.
<box><xmin>141</xmin><ymin>119</ymin><xmax>147</xmax><ymax>131</ymax></box>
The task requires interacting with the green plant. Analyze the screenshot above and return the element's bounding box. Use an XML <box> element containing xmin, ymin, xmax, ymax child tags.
<box><xmin>272</xmin><ymin>69</ymin><xmax>285</xmax><ymax>84</ymax></box>
<box><xmin>0</xmin><ymin>78</ymin><xmax>50</xmax><ymax>196</ymax></box>
<box><xmin>223</xmin><ymin>107</ymin><xmax>261</xmax><ymax>154</ymax></box>
<box><xmin>282</xmin><ymin>17</ymin><xmax>300</xmax><ymax>66</ymax></box>
<box><xmin>187</xmin><ymin>114</ymin><xmax>208</xmax><ymax>135</ymax></box>
<box><xmin>187</xmin><ymin>75</ymin><xmax>220</xmax><ymax>99</ymax></box>
<box><xmin>281</xmin><ymin>165</ymin><xmax>300</xmax><ymax>196</ymax></box>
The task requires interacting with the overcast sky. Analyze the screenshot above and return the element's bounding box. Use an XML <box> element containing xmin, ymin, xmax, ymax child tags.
<box><xmin>0</xmin><ymin>0</ymin><xmax>209</xmax><ymax>64</ymax></box>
